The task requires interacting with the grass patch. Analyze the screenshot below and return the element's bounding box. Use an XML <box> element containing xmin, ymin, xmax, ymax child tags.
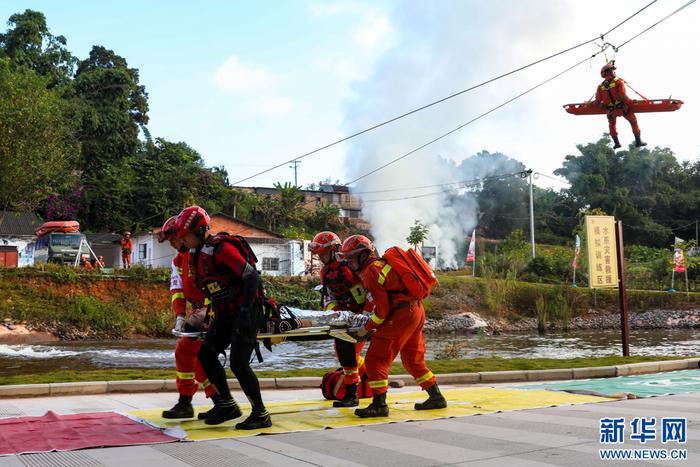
<box><xmin>0</xmin><ymin>355</ymin><xmax>689</xmax><ymax>386</ymax></box>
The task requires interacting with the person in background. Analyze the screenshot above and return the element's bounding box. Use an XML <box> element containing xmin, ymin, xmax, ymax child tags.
<box><xmin>120</xmin><ymin>231</ymin><xmax>132</xmax><ymax>268</ymax></box>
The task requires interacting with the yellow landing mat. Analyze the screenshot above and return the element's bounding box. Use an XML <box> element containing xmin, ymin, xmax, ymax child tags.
<box><xmin>128</xmin><ymin>388</ymin><xmax>613</xmax><ymax>441</ymax></box>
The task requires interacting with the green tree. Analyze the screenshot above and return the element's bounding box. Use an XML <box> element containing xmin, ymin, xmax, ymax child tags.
<box><xmin>0</xmin><ymin>9</ymin><xmax>76</xmax><ymax>87</ymax></box>
<box><xmin>406</xmin><ymin>219</ymin><xmax>430</xmax><ymax>250</ymax></box>
<box><xmin>72</xmin><ymin>46</ymin><xmax>149</xmax><ymax>230</ymax></box>
<box><xmin>0</xmin><ymin>59</ymin><xmax>78</xmax><ymax>214</ymax></box>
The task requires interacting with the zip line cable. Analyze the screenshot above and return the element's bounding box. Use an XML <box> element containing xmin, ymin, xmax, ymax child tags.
<box><xmin>231</xmin><ymin>1</ymin><xmax>659</xmax><ymax>186</ymax></box>
<box><xmin>616</xmin><ymin>0</ymin><xmax>695</xmax><ymax>50</ymax></box>
<box><xmin>346</xmin><ymin>1</ymin><xmax>694</xmax><ymax>186</ymax></box>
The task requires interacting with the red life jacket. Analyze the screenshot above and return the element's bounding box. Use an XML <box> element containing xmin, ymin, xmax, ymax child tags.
<box><xmin>192</xmin><ymin>233</ymin><xmax>259</xmax><ymax>314</ymax></box>
<box><xmin>320</xmin><ymin>260</ymin><xmax>366</xmax><ymax>313</ymax></box>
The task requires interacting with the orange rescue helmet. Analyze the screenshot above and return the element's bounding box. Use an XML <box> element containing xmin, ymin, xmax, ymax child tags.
<box><xmin>600</xmin><ymin>61</ymin><xmax>616</xmax><ymax>79</ymax></box>
<box><xmin>337</xmin><ymin>235</ymin><xmax>374</xmax><ymax>261</ymax></box>
<box><xmin>175</xmin><ymin>206</ymin><xmax>210</xmax><ymax>238</ymax></box>
<box><xmin>157</xmin><ymin>216</ymin><xmax>178</xmax><ymax>243</ymax></box>
<box><xmin>309</xmin><ymin>231</ymin><xmax>341</xmax><ymax>255</ymax></box>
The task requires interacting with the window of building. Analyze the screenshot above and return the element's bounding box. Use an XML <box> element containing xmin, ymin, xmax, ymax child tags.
<box><xmin>139</xmin><ymin>243</ymin><xmax>147</xmax><ymax>260</ymax></box>
<box><xmin>262</xmin><ymin>257</ymin><xmax>279</xmax><ymax>271</ymax></box>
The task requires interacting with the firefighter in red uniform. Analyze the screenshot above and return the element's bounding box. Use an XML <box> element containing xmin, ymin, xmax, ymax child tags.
<box><xmin>175</xmin><ymin>206</ymin><xmax>271</xmax><ymax>430</ymax></box>
<box><xmin>310</xmin><ymin>231</ymin><xmax>367</xmax><ymax>408</ymax></box>
<box><xmin>158</xmin><ymin>216</ymin><xmax>217</xmax><ymax>419</ymax></box>
<box><xmin>338</xmin><ymin>235</ymin><xmax>447</xmax><ymax>418</ymax></box>
<box><xmin>596</xmin><ymin>62</ymin><xmax>646</xmax><ymax>149</ymax></box>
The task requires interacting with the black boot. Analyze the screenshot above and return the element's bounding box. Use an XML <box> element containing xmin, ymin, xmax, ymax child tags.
<box><xmin>197</xmin><ymin>394</ymin><xmax>221</xmax><ymax>420</ymax></box>
<box><xmin>204</xmin><ymin>398</ymin><xmax>242</xmax><ymax>425</ymax></box>
<box><xmin>354</xmin><ymin>392</ymin><xmax>389</xmax><ymax>418</ymax></box>
<box><xmin>634</xmin><ymin>133</ymin><xmax>647</xmax><ymax>147</ymax></box>
<box><xmin>162</xmin><ymin>395</ymin><xmax>194</xmax><ymax>419</ymax></box>
<box><xmin>415</xmin><ymin>383</ymin><xmax>447</xmax><ymax>410</ymax></box>
<box><xmin>612</xmin><ymin>135</ymin><xmax>621</xmax><ymax>149</ymax></box>
<box><xmin>333</xmin><ymin>384</ymin><xmax>359</xmax><ymax>408</ymax></box>
<box><xmin>235</xmin><ymin>407</ymin><xmax>272</xmax><ymax>430</ymax></box>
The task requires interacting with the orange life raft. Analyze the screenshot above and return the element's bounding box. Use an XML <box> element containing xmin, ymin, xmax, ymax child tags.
<box><xmin>35</xmin><ymin>220</ymin><xmax>80</xmax><ymax>236</ymax></box>
<box><xmin>564</xmin><ymin>98</ymin><xmax>683</xmax><ymax>116</ymax></box>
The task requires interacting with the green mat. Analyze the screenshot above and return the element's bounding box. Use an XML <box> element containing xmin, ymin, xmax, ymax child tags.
<box><xmin>514</xmin><ymin>369</ymin><xmax>700</xmax><ymax>398</ymax></box>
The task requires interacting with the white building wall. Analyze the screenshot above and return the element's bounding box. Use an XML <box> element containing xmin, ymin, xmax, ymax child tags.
<box><xmin>130</xmin><ymin>233</ymin><xmax>176</xmax><ymax>269</ymax></box>
<box><xmin>0</xmin><ymin>236</ymin><xmax>35</xmax><ymax>267</ymax></box>
<box><xmin>251</xmin><ymin>242</ymin><xmax>290</xmax><ymax>277</ymax></box>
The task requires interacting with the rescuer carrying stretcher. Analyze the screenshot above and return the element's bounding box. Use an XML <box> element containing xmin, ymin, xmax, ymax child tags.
<box><xmin>175</xmin><ymin>206</ymin><xmax>271</xmax><ymax>430</ymax></box>
<box><xmin>337</xmin><ymin>235</ymin><xmax>447</xmax><ymax>418</ymax></box>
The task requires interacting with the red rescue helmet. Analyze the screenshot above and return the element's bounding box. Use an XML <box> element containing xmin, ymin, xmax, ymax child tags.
<box><xmin>337</xmin><ymin>235</ymin><xmax>374</xmax><ymax>261</ymax></box>
<box><xmin>309</xmin><ymin>231</ymin><xmax>341</xmax><ymax>255</ymax></box>
<box><xmin>600</xmin><ymin>62</ymin><xmax>616</xmax><ymax>79</ymax></box>
<box><xmin>157</xmin><ymin>216</ymin><xmax>178</xmax><ymax>243</ymax></box>
<box><xmin>175</xmin><ymin>206</ymin><xmax>210</xmax><ymax>238</ymax></box>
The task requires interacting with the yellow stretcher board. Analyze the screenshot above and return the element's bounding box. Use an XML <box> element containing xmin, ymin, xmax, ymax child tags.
<box><xmin>128</xmin><ymin>387</ymin><xmax>614</xmax><ymax>441</ymax></box>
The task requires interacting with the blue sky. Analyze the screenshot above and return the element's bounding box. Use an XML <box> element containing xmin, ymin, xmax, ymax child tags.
<box><xmin>2</xmin><ymin>0</ymin><xmax>698</xmax><ymax>194</ymax></box>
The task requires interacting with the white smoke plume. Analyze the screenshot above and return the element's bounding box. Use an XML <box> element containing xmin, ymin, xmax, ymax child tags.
<box><xmin>343</xmin><ymin>0</ymin><xmax>566</xmax><ymax>267</ymax></box>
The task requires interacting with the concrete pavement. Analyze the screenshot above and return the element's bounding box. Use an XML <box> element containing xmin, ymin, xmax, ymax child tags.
<box><xmin>1</xmin><ymin>384</ymin><xmax>698</xmax><ymax>466</ymax></box>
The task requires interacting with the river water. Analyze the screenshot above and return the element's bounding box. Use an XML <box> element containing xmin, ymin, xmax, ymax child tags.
<box><xmin>1</xmin><ymin>328</ymin><xmax>699</xmax><ymax>378</ymax></box>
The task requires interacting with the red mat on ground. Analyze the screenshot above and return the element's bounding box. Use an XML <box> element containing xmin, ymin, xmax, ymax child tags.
<box><xmin>0</xmin><ymin>411</ymin><xmax>177</xmax><ymax>456</ymax></box>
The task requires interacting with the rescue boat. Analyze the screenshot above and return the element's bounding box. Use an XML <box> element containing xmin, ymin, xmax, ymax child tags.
<box><xmin>34</xmin><ymin>220</ymin><xmax>81</xmax><ymax>236</ymax></box>
<box><xmin>563</xmin><ymin>98</ymin><xmax>684</xmax><ymax>116</ymax></box>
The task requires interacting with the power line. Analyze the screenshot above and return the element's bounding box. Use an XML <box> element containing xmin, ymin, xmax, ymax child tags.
<box><xmin>616</xmin><ymin>0</ymin><xmax>695</xmax><ymax>50</ymax></box>
<box><xmin>349</xmin><ymin>171</ymin><xmax>522</xmax><ymax>195</ymax></box>
<box><xmin>231</xmin><ymin>1</ymin><xmax>658</xmax><ymax>186</ymax></box>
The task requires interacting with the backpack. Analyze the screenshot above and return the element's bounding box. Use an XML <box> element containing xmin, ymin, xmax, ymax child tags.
<box><xmin>212</xmin><ymin>233</ymin><xmax>258</xmax><ymax>268</ymax></box>
<box><xmin>320</xmin><ymin>368</ymin><xmax>372</xmax><ymax>401</ymax></box>
<box><xmin>382</xmin><ymin>246</ymin><xmax>438</xmax><ymax>300</ymax></box>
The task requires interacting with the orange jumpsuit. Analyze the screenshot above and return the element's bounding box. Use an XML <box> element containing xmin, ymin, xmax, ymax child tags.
<box><xmin>359</xmin><ymin>258</ymin><xmax>436</xmax><ymax>396</ymax></box>
<box><xmin>171</xmin><ymin>250</ymin><xmax>215</xmax><ymax>399</ymax></box>
<box><xmin>120</xmin><ymin>238</ymin><xmax>132</xmax><ymax>268</ymax></box>
<box><xmin>320</xmin><ymin>260</ymin><xmax>367</xmax><ymax>386</ymax></box>
<box><xmin>595</xmin><ymin>77</ymin><xmax>641</xmax><ymax>137</ymax></box>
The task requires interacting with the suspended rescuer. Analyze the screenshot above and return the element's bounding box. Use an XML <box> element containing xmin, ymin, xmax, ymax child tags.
<box><xmin>175</xmin><ymin>206</ymin><xmax>271</xmax><ymax>430</ymax></box>
<box><xmin>338</xmin><ymin>235</ymin><xmax>447</xmax><ymax>418</ymax></box>
<box><xmin>158</xmin><ymin>216</ymin><xmax>217</xmax><ymax>420</ymax></box>
<box><xmin>120</xmin><ymin>231</ymin><xmax>133</xmax><ymax>268</ymax></box>
<box><xmin>596</xmin><ymin>61</ymin><xmax>646</xmax><ymax>149</ymax></box>
<box><xmin>310</xmin><ymin>231</ymin><xmax>367</xmax><ymax>408</ymax></box>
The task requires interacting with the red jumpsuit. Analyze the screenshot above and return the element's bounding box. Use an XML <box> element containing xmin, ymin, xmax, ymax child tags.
<box><xmin>120</xmin><ymin>238</ymin><xmax>132</xmax><ymax>268</ymax></box>
<box><xmin>595</xmin><ymin>77</ymin><xmax>641</xmax><ymax>137</ymax></box>
<box><xmin>171</xmin><ymin>250</ymin><xmax>215</xmax><ymax>399</ymax></box>
<box><xmin>320</xmin><ymin>260</ymin><xmax>367</xmax><ymax>386</ymax></box>
<box><xmin>359</xmin><ymin>258</ymin><xmax>436</xmax><ymax>395</ymax></box>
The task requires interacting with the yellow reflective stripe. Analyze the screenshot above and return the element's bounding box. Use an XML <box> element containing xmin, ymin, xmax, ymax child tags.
<box><xmin>349</xmin><ymin>284</ymin><xmax>366</xmax><ymax>304</ymax></box>
<box><xmin>415</xmin><ymin>371</ymin><xmax>434</xmax><ymax>385</ymax></box>
<box><xmin>370</xmin><ymin>313</ymin><xmax>384</xmax><ymax>325</ymax></box>
<box><xmin>176</xmin><ymin>371</ymin><xmax>195</xmax><ymax>380</ymax></box>
<box><xmin>377</xmin><ymin>264</ymin><xmax>392</xmax><ymax>285</ymax></box>
<box><xmin>368</xmin><ymin>379</ymin><xmax>388</xmax><ymax>389</ymax></box>
<box><xmin>343</xmin><ymin>368</ymin><xmax>359</xmax><ymax>375</ymax></box>
<box><xmin>325</xmin><ymin>302</ymin><xmax>338</xmax><ymax>311</ymax></box>
<box><xmin>204</xmin><ymin>298</ymin><xmax>211</xmax><ymax>305</ymax></box>
<box><xmin>201</xmin><ymin>379</ymin><xmax>211</xmax><ymax>388</ymax></box>
<box><xmin>171</xmin><ymin>292</ymin><xmax>185</xmax><ymax>302</ymax></box>
<box><xmin>357</xmin><ymin>355</ymin><xmax>365</xmax><ymax>367</ymax></box>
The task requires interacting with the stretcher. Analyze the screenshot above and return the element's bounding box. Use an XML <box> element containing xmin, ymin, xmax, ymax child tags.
<box><xmin>563</xmin><ymin>98</ymin><xmax>684</xmax><ymax>116</ymax></box>
<box><xmin>172</xmin><ymin>325</ymin><xmax>361</xmax><ymax>343</ymax></box>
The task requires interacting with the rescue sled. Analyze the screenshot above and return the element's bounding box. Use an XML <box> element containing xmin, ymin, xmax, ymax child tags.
<box><xmin>172</xmin><ymin>325</ymin><xmax>361</xmax><ymax>344</ymax></box>
<box><xmin>563</xmin><ymin>98</ymin><xmax>684</xmax><ymax>117</ymax></box>
<box><xmin>34</xmin><ymin>220</ymin><xmax>81</xmax><ymax>236</ymax></box>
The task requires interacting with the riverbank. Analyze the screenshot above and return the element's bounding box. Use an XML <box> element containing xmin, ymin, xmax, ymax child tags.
<box><xmin>3</xmin><ymin>268</ymin><xmax>700</xmax><ymax>341</ymax></box>
<box><xmin>0</xmin><ymin>355</ymin><xmax>691</xmax><ymax>388</ymax></box>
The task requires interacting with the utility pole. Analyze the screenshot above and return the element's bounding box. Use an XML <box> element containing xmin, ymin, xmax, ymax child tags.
<box><xmin>696</xmin><ymin>220</ymin><xmax>698</xmax><ymax>245</ymax></box>
<box><xmin>289</xmin><ymin>160</ymin><xmax>301</xmax><ymax>187</ymax></box>
<box><xmin>527</xmin><ymin>169</ymin><xmax>535</xmax><ymax>259</ymax></box>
